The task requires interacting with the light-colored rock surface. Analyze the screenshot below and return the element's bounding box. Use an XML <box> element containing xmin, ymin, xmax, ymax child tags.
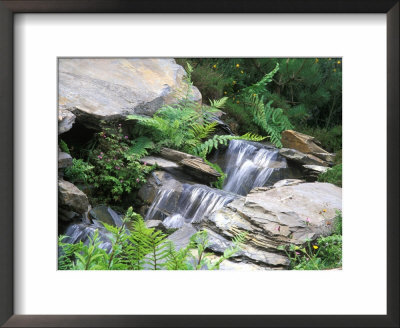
<box><xmin>58</xmin><ymin>151</ymin><xmax>73</xmax><ymax>169</ymax></box>
<box><xmin>282</xmin><ymin>130</ymin><xmax>330</xmax><ymax>156</ymax></box>
<box><xmin>58</xmin><ymin>108</ymin><xmax>76</xmax><ymax>134</ymax></box>
<box><xmin>279</xmin><ymin>148</ymin><xmax>328</xmax><ymax>167</ymax></box>
<box><xmin>303</xmin><ymin>165</ymin><xmax>329</xmax><ymax>174</ymax></box>
<box><xmin>202</xmin><ymin>182</ymin><xmax>342</xmax><ymax>268</ymax></box>
<box><xmin>59</xmin><ymin>58</ymin><xmax>201</xmax><ymax>128</ymax></box>
<box><xmin>58</xmin><ymin>179</ymin><xmax>89</xmax><ymax>214</ymax></box>
<box><xmin>140</xmin><ymin>156</ymin><xmax>179</xmax><ymax>170</ymax></box>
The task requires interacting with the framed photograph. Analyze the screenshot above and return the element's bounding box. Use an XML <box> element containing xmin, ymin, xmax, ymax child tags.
<box><xmin>1</xmin><ymin>1</ymin><xmax>398</xmax><ymax>327</ymax></box>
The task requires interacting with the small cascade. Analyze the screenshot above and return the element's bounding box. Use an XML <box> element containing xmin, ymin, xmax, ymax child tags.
<box><xmin>217</xmin><ymin>139</ymin><xmax>287</xmax><ymax>195</ymax></box>
<box><xmin>62</xmin><ymin>222</ymin><xmax>113</xmax><ymax>253</ymax></box>
<box><xmin>145</xmin><ymin>184</ymin><xmax>237</xmax><ymax>228</ymax></box>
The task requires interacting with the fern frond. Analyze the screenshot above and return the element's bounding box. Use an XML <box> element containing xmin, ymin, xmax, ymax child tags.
<box><xmin>209</xmin><ymin>97</ymin><xmax>228</xmax><ymax>109</ymax></box>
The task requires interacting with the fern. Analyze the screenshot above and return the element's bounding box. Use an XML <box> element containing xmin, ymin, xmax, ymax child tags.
<box><xmin>209</xmin><ymin>96</ymin><xmax>228</xmax><ymax>109</ymax></box>
<box><xmin>128</xmin><ymin>136</ymin><xmax>154</xmax><ymax>158</ymax></box>
<box><xmin>205</xmin><ymin>160</ymin><xmax>226</xmax><ymax>189</ymax></box>
<box><xmin>190</xmin><ymin>122</ymin><xmax>218</xmax><ymax>140</ymax></box>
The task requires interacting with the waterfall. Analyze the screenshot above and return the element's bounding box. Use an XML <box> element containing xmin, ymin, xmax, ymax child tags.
<box><xmin>220</xmin><ymin>139</ymin><xmax>287</xmax><ymax>195</ymax></box>
<box><xmin>145</xmin><ymin>184</ymin><xmax>237</xmax><ymax>228</ymax></box>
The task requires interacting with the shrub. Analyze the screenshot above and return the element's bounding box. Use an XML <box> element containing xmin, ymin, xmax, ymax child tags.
<box><xmin>64</xmin><ymin>158</ymin><xmax>95</xmax><ymax>185</ymax></box>
<box><xmin>318</xmin><ymin>164</ymin><xmax>342</xmax><ymax>187</ymax></box>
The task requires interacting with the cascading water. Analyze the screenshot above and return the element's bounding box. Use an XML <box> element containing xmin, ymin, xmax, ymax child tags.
<box><xmin>215</xmin><ymin>139</ymin><xmax>288</xmax><ymax>195</ymax></box>
<box><xmin>145</xmin><ymin>184</ymin><xmax>237</xmax><ymax>229</ymax></box>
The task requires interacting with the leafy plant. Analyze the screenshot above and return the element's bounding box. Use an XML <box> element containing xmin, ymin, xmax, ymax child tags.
<box><xmin>58</xmin><ymin>208</ymin><xmax>245</xmax><ymax>270</ymax></box>
<box><xmin>318</xmin><ymin>164</ymin><xmax>342</xmax><ymax>187</ymax></box>
<box><xmin>278</xmin><ymin>210</ymin><xmax>342</xmax><ymax>270</ymax></box>
<box><xmin>64</xmin><ymin>158</ymin><xmax>95</xmax><ymax>185</ymax></box>
<box><xmin>59</xmin><ymin>139</ymin><xmax>70</xmax><ymax>154</ymax></box>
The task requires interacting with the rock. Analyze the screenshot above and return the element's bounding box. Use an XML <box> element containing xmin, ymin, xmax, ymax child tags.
<box><xmin>58</xmin><ymin>109</ymin><xmax>76</xmax><ymax>134</ymax></box>
<box><xmin>58</xmin><ymin>151</ymin><xmax>73</xmax><ymax>169</ymax></box>
<box><xmin>58</xmin><ymin>207</ymin><xmax>79</xmax><ymax>222</ymax></box>
<box><xmin>159</xmin><ymin>147</ymin><xmax>221</xmax><ymax>184</ymax></box>
<box><xmin>279</xmin><ymin>148</ymin><xmax>328</xmax><ymax>167</ymax></box>
<box><xmin>58</xmin><ymin>179</ymin><xmax>89</xmax><ymax>214</ymax></box>
<box><xmin>140</xmin><ymin>156</ymin><xmax>179</xmax><ymax>170</ymax></box>
<box><xmin>273</xmin><ymin>179</ymin><xmax>305</xmax><ymax>188</ymax></box>
<box><xmin>201</xmin><ymin>182</ymin><xmax>341</xmax><ymax>268</ymax></box>
<box><xmin>313</xmin><ymin>152</ymin><xmax>336</xmax><ymax>163</ymax></box>
<box><xmin>303</xmin><ymin>165</ymin><xmax>329</xmax><ymax>174</ymax></box>
<box><xmin>58</xmin><ymin>58</ymin><xmax>201</xmax><ymax>129</ymax></box>
<box><xmin>89</xmin><ymin>205</ymin><xmax>123</xmax><ymax>227</ymax></box>
<box><xmin>167</xmin><ymin>223</ymin><xmax>197</xmax><ymax>250</ymax></box>
<box><xmin>145</xmin><ymin>220</ymin><xmax>166</xmax><ymax>231</ymax></box>
<box><xmin>302</xmin><ymin>165</ymin><xmax>329</xmax><ymax>182</ymax></box>
<box><xmin>282</xmin><ymin>130</ymin><xmax>330</xmax><ymax>156</ymax></box>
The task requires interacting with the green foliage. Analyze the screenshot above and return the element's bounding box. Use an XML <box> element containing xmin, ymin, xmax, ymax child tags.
<box><xmin>58</xmin><ymin>208</ymin><xmax>245</xmax><ymax>270</ymax></box>
<box><xmin>90</xmin><ymin>124</ymin><xmax>155</xmax><ymax>203</ymax></box>
<box><xmin>278</xmin><ymin>211</ymin><xmax>342</xmax><ymax>270</ymax></box>
<box><xmin>64</xmin><ymin>158</ymin><xmax>95</xmax><ymax>185</ymax></box>
<box><xmin>59</xmin><ymin>139</ymin><xmax>70</xmax><ymax>154</ymax></box>
<box><xmin>318</xmin><ymin>164</ymin><xmax>342</xmax><ymax>187</ymax></box>
<box><xmin>243</xmin><ymin>94</ymin><xmax>293</xmax><ymax>147</ymax></box>
<box><xmin>205</xmin><ymin>160</ymin><xmax>226</xmax><ymax>189</ymax></box>
<box><xmin>183</xmin><ymin>58</ymin><xmax>342</xmax><ymax>130</ymax></box>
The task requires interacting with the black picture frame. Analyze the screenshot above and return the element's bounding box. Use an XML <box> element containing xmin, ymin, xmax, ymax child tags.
<box><xmin>0</xmin><ymin>1</ymin><xmax>398</xmax><ymax>327</ymax></box>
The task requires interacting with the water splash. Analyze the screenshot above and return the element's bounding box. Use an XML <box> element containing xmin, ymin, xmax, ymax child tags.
<box><xmin>221</xmin><ymin>140</ymin><xmax>287</xmax><ymax>195</ymax></box>
<box><xmin>145</xmin><ymin>184</ymin><xmax>237</xmax><ymax>228</ymax></box>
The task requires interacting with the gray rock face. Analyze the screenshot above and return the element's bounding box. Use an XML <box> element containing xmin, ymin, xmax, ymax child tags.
<box><xmin>167</xmin><ymin>223</ymin><xmax>197</xmax><ymax>250</ymax></box>
<box><xmin>201</xmin><ymin>182</ymin><xmax>342</xmax><ymax>269</ymax></box>
<box><xmin>279</xmin><ymin>148</ymin><xmax>328</xmax><ymax>167</ymax></box>
<box><xmin>58</xmin><ymin>179</ymin><xmax>89</xmax><ymax>214</ymax></box>
<box><xmin>89</xmin><ymin>205</ymin><xmax>123</xmax><ymax>227</ymax></box>
<box><xmin>58</xmin><ymin>109</ymin><xmax>76</xmax><ymax>134</ymax></box>
<box><xmin>58</xmin><ymin>58</ymin><xmax>201</xmax><ymax>128</ymax></box>
<box><xmin>58</xmin><ymin>151</ymin><xmax>73</xmax><ymax>169</ymax></box>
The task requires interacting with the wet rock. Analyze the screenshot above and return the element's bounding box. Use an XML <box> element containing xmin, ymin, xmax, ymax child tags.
<box><xmin>58</xmin><ymin>179</ymin><xmax>89</xmax><ymax>214</ymax></box>
<box><xmin>273</xmin><ymin>179</ymin><xmax>305</xmax><ymax>188</ymax></box>
<box><xmin>58</xmin><ymin>151</ymin><xmax>73</xmax><ymax>169</ymax></box>
<box><xmin>159</xmin><ymin>147</ymin><xmax>221</xmax><ymax>184</ymax></box>
<box><xmin>279</xmin><ymin>148</ymin><xmax>328</xmax><ymax>167</ymax></box>
<box><xmin>58</xmin><ymin>58</ymin><xmax>201</xmax><ymax>129</ymax></box>
<box><xmin>89</xmin><ymin>205</ymin><xmax>123</xmax><ymax>227</ymax></box>
<box><xmin>313</xmin><ymin>152</ymin><xmax>336</xmax><ymax>163</ymax></box>
<box><xmin>145</xmin><ymin>220</ymin><xmax>166</xmax><ymax>232</ymax></box>
<box><xmin>58</xmin><ymin>109</ymin><xmax>76</xmax><ymax>134</ymax></box>
<box><xmin>167</xmin><ymin>223</ymin><xmax>197</xmax><ymax>250</ymax></box>
<box><xmin>302</xmin><ymin>165</ymin><xmax>329</xmax><ymax>182</ymax></box>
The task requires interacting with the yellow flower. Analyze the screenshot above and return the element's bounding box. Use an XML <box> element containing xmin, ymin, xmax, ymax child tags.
<box><xmin>323</xmin><ymin>209</ymin><xmax>327</xmax><ymax>212</ymax></box>
<box><xmin>233</xmin><ymin>97</ymin><xmax>235</xmax><ymax>100</ymax></box>
<box><xmin>236</xmin><ymin>63</ymin><xmax>240</xmax><ymax>68</ymax></box>
<box><xmin>253</xmin><ymin>93</ymin><xmax>257</xmax><ymax>97</ymax></box>
<box><xmin>240</xmin><ymin>70</ymin><xmax>244</xmax><ymax>74</ymax></box>
<box><xmin>328</xmin><ymin>58</ymin><xmax>332</xmax><ymax>60</ymax></box>
<box><xmin>232</xmin><ymin>80</ymin><xmax>236</xmax><ymax>85</ymax></box>
<box><xmin>337</xmin><ymin>60</ymin><xmax>341</xmax><ymax>64</ymax></box>
<box><xmin>315</xmin><ymin>58</ymin><xmax>319</xmax><ymax>63</ymax></box>
<box><xmin>236</xmin><ymin>100</ymin><xmax>240</xmax><ymax>104</ymax></box>
<box><xmin>333</xmin><ymin>68</ymin><xmax>337</xmax><ymax>72</ymax></box>
<box><xmin>213</xmin><ymin>64</ymin><xmax>217</xmax><ymax>69</ymax></box>
<box><xmin>224</xmin><ymin>91</ymin><xmax>227</xmax><ymax>95</ymax></box>
<box><xmin>313</xmin><ymin>245</ymin><xmax>318</xmax><ymax>249</ymax></box>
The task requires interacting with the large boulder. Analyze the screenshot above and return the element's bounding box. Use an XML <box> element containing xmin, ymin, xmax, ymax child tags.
<box><xmin>58</xmin><ymin>109</ymin><xmax>76</xmax><ymax>134</ymax></box>
<box><xmin>281</xmin><ymin>130</ymin><xmax>334</xmax><ymax>161</ymax></box>
<box><xmin>58</xmin><ymin>179</ymin><xmax>89</xmax><ymax>214</ymax></box>
<box><xmin>201</xmin><ymin>182</ymin><xmax>342</xmax><ymax>269</ymax></box>
<box><xmin>58</xmin><ymin>151</ymin><xmax>73</xmax><ymax>169</ymax></box>
<box><xmin>58</xmin><ymin>58</ymin><xmax>201</xmax><ymax>129</ymax></box>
